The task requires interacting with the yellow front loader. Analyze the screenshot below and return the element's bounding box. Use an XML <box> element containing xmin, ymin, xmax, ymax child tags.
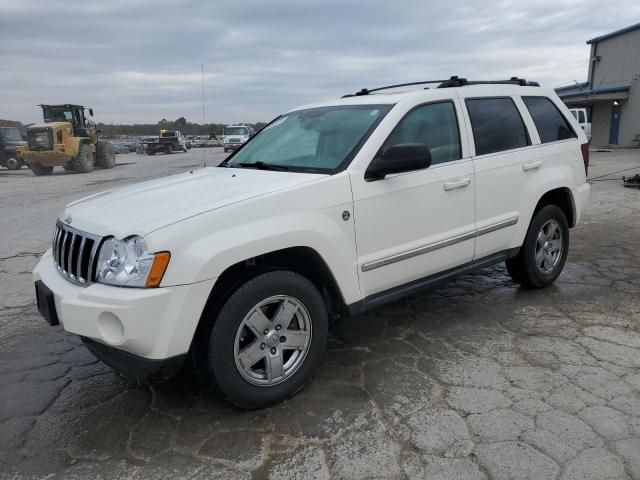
<box><xmin>17</xmin><ymin>104</ymin><xmax>115</xmax><ymax>176</ymax></box>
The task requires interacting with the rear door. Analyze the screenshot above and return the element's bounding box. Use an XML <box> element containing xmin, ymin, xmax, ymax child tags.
<box><xmin>460</xmin><ymin>94</ymin><xmax>536</xmax><ymax>259</ymax></box>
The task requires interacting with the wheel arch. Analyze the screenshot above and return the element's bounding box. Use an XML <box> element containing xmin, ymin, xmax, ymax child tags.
<box><xmin>532</xmin><ymin>187</ymin><xmax>576</xmax><ymax>228</ymax></box>
<box><xmin>190</xmin><ymin>246</ymin><xmax>347</xmax><ymax>356</ymax></box>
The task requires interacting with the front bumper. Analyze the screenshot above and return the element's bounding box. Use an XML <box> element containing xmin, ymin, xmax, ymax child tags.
<box><xmin>33</xmin><ymin>249</ymin><xmax>216</xmax><ymax>361</ymax></box>
<box><xmin>82</xmin><ymin>337</ymin><xmax>186</xmax><ymax>380</ymax></box>
<box><xmin>224</xmin><ymin>143</ymin><xmax>242</xmax><ymax>150</ymax></box>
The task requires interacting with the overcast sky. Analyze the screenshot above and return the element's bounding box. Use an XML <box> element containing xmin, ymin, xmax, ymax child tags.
<box><xmin>1</xmin><ymin>0</ymin><xmax>639</xmax><ymax>125</ymax></box>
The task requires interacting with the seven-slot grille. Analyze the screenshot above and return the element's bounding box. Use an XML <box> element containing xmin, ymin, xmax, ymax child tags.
<box><xmin>52</xmin><ymin>221</ymin><xmax>102</xmax><ymax>285</ymax></box>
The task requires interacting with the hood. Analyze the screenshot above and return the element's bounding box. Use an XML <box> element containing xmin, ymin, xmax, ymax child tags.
<box><xmin>61</xmin><ymin>167</ymin><xmax>326</xmax><ymax>238</ymax></box>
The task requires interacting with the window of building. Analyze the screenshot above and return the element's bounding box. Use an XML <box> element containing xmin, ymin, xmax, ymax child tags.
<box><xmin>466</xmin><ymin>98</ymin><xmax>530</xmax><ymax>156</ymax></box>
<box><xmin>383</xmin><ymin>101</ymin><xmax>461</xmax><ymax>165</ymax></box>
<box><xmin>523</xmin><ymin>96</ymin><xmax>577</xmax><ymax>143</ymax></box>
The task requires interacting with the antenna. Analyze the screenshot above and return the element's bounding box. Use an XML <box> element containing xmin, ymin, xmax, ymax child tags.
<box><xmin>201</xmin><ymin>63</ymin><xmax>206</xmax><ymax>168</ymax></box>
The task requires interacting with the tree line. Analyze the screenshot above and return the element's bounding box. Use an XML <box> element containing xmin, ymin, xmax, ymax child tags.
<box><xmin>96</xmin><ymin>117</ymin><xmax>267</xmax><ymax>138</ymax></box>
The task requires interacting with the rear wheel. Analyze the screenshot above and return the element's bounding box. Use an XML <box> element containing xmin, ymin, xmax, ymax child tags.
<box><xmin>200</xmin><ymin>271</ymin><xmax>328</xmax><ymax>409</ymax></box>
<box><xmin>96</xmin><ymin>141</ymin><xmax>116</xmax><ymax>169</ymax></box>
<box><xmin>506</xmin><ymin>205</ymin><xmax>569</xmax><ymax>288</ymax></box>
<box><xmin>70</xmin><ymin>144</ymin><xmax>94</xmax><ymax>173</ymax></box>
<box><xmin>30</xmin><ymin>163</ymin><xmax>54</xmax><ymax>176</ymax></box>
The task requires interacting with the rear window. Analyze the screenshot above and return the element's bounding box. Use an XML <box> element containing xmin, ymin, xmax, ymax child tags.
<box><xmin>466</xmin><ymin>97</ymin><xmax>530</xmax><ymax>156</ymax></box>
<box><xmin>523</xmin><ymin>96</ymin><xmax>576</xmax><ymax>144</ymax></box>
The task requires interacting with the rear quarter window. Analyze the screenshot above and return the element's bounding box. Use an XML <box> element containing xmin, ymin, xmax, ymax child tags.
<box><xmin>465</xmin><ymin>97</ymin><xmax>530</xmax><ymax>156</ymax></box>
<box><xmin>523</xmin><ymin>96</ymin><xmax>577</xmax><ymax>144</ymax></box>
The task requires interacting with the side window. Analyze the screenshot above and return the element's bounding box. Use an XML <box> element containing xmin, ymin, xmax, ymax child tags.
<box><xmin>578</xmin><ymin>111</ymin><xmax>586</xmax><ymax>123</ymax></box>
<box><xmin>466</xmin><ymin>98</ymin><xmax>530</xmax><ymax>156</ymax></box>
<box><xmin>523</xmin><ymin>96</ymin><xmax>577</xmax><ymax>143</ymax></box>
<box><xmin>383</xmin><ymin>101</ymin><xmax>461</xmax><ymax>165</ymax></box>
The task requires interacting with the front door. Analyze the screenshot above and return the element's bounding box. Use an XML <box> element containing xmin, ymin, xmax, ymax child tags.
<box><xmin>609</xmin><ymin>103</ymin><xmax>621</xmax><ymax>145</ymax></box>
<box><xmin>351</xmin><ymin>100</ymin><xmax>476</xmax><ymax>299</ymax></box>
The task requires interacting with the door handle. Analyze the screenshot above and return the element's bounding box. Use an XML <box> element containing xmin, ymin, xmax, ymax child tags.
<box><xmin>443</xmin><ymin>178</ymin><xmax>471</xmax><ymax>191</ymax></box>
<box><xmin>523</xmin><ymin>160</ymin><xmax>542</xmax><ymax>172</ymax></box>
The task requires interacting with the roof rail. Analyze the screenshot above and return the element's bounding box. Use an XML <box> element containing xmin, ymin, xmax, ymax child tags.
<box><xmin>342</xmin><ymin>76</ymin><xmax>539</xmax><ymax>97</ymax></box>
<box><xmin>342</xmin><ymin>80</ymin><xmax>448</xmax><ymax>98</ymax></box>
<box><xmin>437</xmin><ymin>76</ymin><xmax>540</xmax><ymax>88</ymax></box>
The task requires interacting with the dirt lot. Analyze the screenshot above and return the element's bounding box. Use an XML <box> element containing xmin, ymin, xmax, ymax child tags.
<box><xmin>1</xmin><ymin>149</ymin><xmax>639</xmax><ymax>479</ymax></box>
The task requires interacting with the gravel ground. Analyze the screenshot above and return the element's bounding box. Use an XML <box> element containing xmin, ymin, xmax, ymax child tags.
<box><xmin>0</xmin><ymin>148</ymin><xmax>639</xmax><ymax>479</ymax></box>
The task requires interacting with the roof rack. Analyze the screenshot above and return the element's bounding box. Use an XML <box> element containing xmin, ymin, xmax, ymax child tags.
<box><xmin>342</xmin><ymin>76</ymin><xmax>539</xmax><ymax>97</ymax></box>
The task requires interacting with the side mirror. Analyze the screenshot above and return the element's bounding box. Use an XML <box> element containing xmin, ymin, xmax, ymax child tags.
<box><xmin>89</xmin><ymin>108</ymin><xmax>94</xmax><ymax>116</ymax></box>
<box><xmin>365</xmin><ymin>143</ymin><xmax>431</xmax><ymax>181</ymax></box>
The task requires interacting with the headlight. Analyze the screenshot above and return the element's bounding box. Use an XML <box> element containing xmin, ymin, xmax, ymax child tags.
<box><xmin>96</xmin><ymin>236</ymin><xmax>170</xmax><ymax>288</ymax></box>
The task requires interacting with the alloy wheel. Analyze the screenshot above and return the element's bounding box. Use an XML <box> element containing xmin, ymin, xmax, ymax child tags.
<box><xmin>535</xmin><ymin>219</ymin><xmax>563</xmax><ymax>274</ymax></box>
<box><xmin>234</xmin><ymin>295</ymin><xmax>312</xmax><ymax>386</ymax></box>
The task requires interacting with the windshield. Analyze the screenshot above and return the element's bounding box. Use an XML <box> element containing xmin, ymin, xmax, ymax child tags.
<box><xmin>43</xmin><ymin>106</ymin><xmax>74</xmax><ymax>123</ymax></box>
<box><xmin>226</xmin><ymin>105</ymin><xmax>392</xmax><ymax>173</ymax></box>
<box><xmin>225</xmin><ymin>127</ymin><xmax>248</xmax><ymax>136</ymax></box>
<box><xmin>0</xmin><ymin>128</ymin><xmax>22</xmax><ymax>142</ymax></box>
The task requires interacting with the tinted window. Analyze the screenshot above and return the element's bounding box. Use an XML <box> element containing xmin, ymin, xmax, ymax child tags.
<box><xmin>523</xmin><ymin>96</ymin><xmax>576</xmax><ymax>143</ymax></box>
<box><xmin>383</xmin><ymin>102</ymin><xmax>461</xmax><ymax>164</ymax></box>
<box><xmin>578</xmin><ymin>111</ymin><xmax>586</xmax><ymax>123</ymax></box>
<box><xmin>466</xmin><ymin>98</ymin><xmax>530</xmax><ymax>156</ymax></box>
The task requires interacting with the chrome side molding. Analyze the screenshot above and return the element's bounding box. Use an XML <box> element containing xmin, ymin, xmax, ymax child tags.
<box><xmin>361</xmin><ymin>216</ymin><xmax>519</xmax><ymax>272</ymax></box>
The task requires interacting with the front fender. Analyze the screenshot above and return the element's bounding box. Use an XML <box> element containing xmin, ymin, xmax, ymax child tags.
<box><xmin>145</xmin><ymin>174</ymin><xmax>362</xmax><ymax>305</ymax></box>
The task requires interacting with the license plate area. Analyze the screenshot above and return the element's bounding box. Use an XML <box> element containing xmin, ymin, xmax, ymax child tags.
<box><xmin>35</xmin><ymin>280</ymin><xmax>59</xmax><ymax>326</ymax></box>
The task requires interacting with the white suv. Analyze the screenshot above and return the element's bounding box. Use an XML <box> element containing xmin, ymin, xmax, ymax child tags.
<box><xmin>34</xmin><ymin>77</ymin><xmax>590</xmax><ymax>408</ymax></box>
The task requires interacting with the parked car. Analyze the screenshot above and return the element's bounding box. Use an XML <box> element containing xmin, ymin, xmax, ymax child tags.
<box><xmin>33</xmin><ymin>77</ymin><xmax>590</xmax><ymax>409</ymax></box>
<box><xmin>0</xmin><ymin>126</ymin><xmax>27</xmax><ymax>169</ymax></box>
<box><xmin>568</xmin><ymin>108</ymin><xmax>591</xmax><ymax>142</ymax></box>
<box><xmin>109</xmin><ymin>142</ymin><xmax>130</xmax><ymax>154</ymax></box>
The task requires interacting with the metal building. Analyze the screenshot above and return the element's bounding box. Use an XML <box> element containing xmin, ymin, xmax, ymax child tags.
<box><xmin>555</xmin><ymin>22</ymin><xmax>640</xmax><ymax>146</ymax></box>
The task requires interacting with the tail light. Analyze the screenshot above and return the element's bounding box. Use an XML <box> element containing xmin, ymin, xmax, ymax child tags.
<box><xmin>580</xmin><ymin>143</ymin><xmax>589</xmax><ymax>176</ymax></box>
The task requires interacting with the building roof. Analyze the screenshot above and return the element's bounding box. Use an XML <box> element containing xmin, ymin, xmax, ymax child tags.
<box><xmin>557</xmin><ymin>85</ymin><xmax>631</xmax><ymax>100</ymax></box>
<box><xmin>555</xmin><ymin>82</ymin><xmax>588</xmax><ymax>92</ymax></box>
<box><xmin>587</xmin><ymin>21</ymin><xmax>640</xmax><ymax>44</ymax></box>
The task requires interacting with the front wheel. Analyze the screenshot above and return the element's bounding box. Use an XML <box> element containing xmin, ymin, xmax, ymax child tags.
<box><xmin>70</xmin><ymin>144</ymin><xmax>94</xmax><ymax>173</ymax></box>
<box><xmin>6</xmin><ymin>157</ymin><xmax>22</xmax><ymax>170</ymax></box>
<box><xmin>201</xmin><ymin>271</ymin><xmax>328</xmax><ymax>409</ymax></box>
<box><xmin>506</xmin><ymin>204</ymin><xmax>569</xmax><ymax>288</ymax></box>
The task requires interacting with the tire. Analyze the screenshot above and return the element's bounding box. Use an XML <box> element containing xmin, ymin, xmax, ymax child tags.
<box><xmin>201</xmin><ymin>271</ymin><xmax>329</xmax><ymax>409</ymax></box>
<box><xmin>224</xmin><ymin>148</ymin><xmax>228</xmax><ymax>153</ymax></box>
<box><xmin>96</xmin><ymin>141</ymin><xmax>116</xmax><ymax>169</ymax></box>
<box><xmin>147</xmin><ymin>151</ymin><xmax>156</xmax><ymax>156</ymax></box>
<box><xmin>62</xmin><ymin>163</ymin><xmax>74</xmax><ymax>171</ymax></box>
<box><xmin>70</xmin><ymin>144</ymin><xmax>94</xmax><ymax>173</ymax></box>
<box><xmin>30</xmin><ymin>163</ymin><xmax>54</xmax><ymax>176</ymax></box>
<box><xmin>506</xmin><ymin>204</ymin><xmax>569</xmax><ymax>288</ymax></box>
<box><xmin>6</xmin><ymin>157</ymin><xmax>21</xmax><ymax>170</ymax></box>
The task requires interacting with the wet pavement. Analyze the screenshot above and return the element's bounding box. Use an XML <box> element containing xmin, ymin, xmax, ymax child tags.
<box><xmin>1</xmin><ymin>149</ymin><xmax>639</xmax><ymax>479</ymax></box>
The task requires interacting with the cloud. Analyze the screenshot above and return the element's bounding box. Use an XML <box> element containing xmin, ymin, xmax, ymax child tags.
<box><xmin>1</xmin><ymin>0</ymin><xmax>638</xmax><ymax>124</ymax></box>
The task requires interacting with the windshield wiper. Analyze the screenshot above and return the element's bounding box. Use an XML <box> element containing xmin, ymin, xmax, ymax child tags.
<box><xmin>236</xmin><ymin>161</ymin><xmax>290</xmax><ymax>171</ymax></box>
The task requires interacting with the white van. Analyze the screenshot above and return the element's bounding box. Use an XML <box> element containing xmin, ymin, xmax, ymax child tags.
<box><xmin>569</xmin><ymin>108</ymin><xmax>591</xmax><ymax>142</ymax></box>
